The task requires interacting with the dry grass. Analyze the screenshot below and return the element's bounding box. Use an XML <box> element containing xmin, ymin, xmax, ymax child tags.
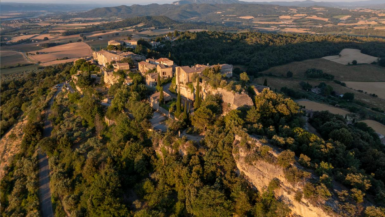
<box><xmin>338</xmin><ymin>20</ymin><xmax>378</xmax><ymax>26</ymax></box>
<box><xmin>281</xmin><ymin>28</ymin><xmax>314</xmax><ymax>34</ymax></box>
<box><xmin>32</xmin><ymin>34</ymin><xmax>56</xmax><ymax>40</ymax></box>
<box><xmin>361</xmin><ymin>120</ymin><xmax>385</xmax><ymax>135</ymax></box>
<box><xmin>297</xmin><ymin>100</ymin><xmax>350</xmax><ymax>115</ymax></box>
<box><xmin>294</xmin><ymin>14</ymin><xmax>307</xmax><ymax>17</ymax></box>
<box><xmin>374</xmin><ymin>26</ymin><xmax>385</xmax><ymax>30</ymax></box>
<box><xmin>29</xmin><ymin>42</ymin><xmax>92</xmax><ymax>63</ymax></box>
<box><xmin>253</xmin><ymin>21</ymin><xmax>282</xmax><ymax>24</ymax></box>
<box><xmin>0</xmin><ymin>118</ymin><xmax>27</xmax><ymax>180</ymax></box>
<box><xmin>40</xmin><ymin>58</ymin><xmax>79</xmax><ymax>66</ymax></box>
<box><xmin>306</xmin><ymin>16</ymin><xmax>329</xmax><ymax>22</ymax></box>
<box><xmin>239</xmin><ymin>16</ymin><xmax>254</xmax><ymax>19</ymax></box>
<box><xmin>344</xmin><ymin>82</ymin><xmax>385</xmax><ymax>99</ymax></box>
<box><xmin>10</xmin><ymin>34</ymin><xmax>37</xmax><ymax>42</ymax></box>
<box><xmin>279</xmin><ymin>16</ymin><xmax>292</xmax><ymax>19</ymax></box>
<box><xmin>261</xmin><ymin>58</ymin><xmax>385</xmax><ymax>82</ymax></box>
<box><xmin>323</xmin><ymin>48</ymin><xmax>378</xmax><ymax>65</ymax></box>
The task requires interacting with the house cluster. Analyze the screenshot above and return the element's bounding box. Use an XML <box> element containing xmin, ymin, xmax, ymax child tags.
<box><xmin>74</xmin><ymin>42</ymin><xmax>266</xmax><ymax>112</ymax></box>
<box><xmin>138</xmin><ymin>58</ymin><xmax>175</xmax><ymax>86</ymax></box>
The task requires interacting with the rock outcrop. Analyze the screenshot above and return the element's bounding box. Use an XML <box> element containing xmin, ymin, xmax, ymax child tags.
<box><xmin>233</xmin><ymin>136</ymin><xmax>336</xmax><ymax>217</ymax></box>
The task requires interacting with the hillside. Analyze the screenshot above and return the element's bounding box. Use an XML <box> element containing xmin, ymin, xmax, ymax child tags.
<box><xmin>62</xmin><ymin>16</ymin><xmax>179</xmax><ymax>35</ymax></box>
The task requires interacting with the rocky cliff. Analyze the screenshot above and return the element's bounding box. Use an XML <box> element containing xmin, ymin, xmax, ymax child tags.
<box><xmin>233</xmin><ymin>136</ymin><xmax>337</xmax><ymax>217</ymax></box>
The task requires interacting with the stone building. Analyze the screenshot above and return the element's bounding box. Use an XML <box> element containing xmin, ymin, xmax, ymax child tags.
<box><xmin>157</xmin><ymin>64</ymin><xmax>173</xmax><ymax>78</ymax></box>
<box><xmin>175</xmin><ymin>64</ymin><xmax>233</xmax><ymax>86</ymax></box>
<box><xmin>150</xmin><ymin>91</ymin><xmax>172</xmax><ymax>110</ymax></box>
<box><xmin>93</xmin><ymin>50</ymin><xmax>144</xmax><ymax>66</ymax></box>
<box><xmin>113</xmin><ymin>62</ymin><xmax>130</xmax><ymax>71</ymax></box>
<box><xmin>146</xmin><ymin>73</ymin><xmax>158</xmax><ymax>86</ymax></box>
<box><xmin>139</xmin><ymin>61</ymin><xmax>157</xmax><ymax>75</ymax></box>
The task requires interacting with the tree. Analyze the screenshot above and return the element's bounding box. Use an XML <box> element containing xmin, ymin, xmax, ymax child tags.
<box><xmin>263</xmin><ymin>78</ymin><xmax>267</xmax><ymax>86</ymax></box>
<box><xmin>343</xmin><ymin>92</ymin><xmax>354</xmax><ymax>101</ymax></box>
<box><xmin>277</xmin><ymin>150</ymin><xmax>295</xmax><ymax>168</ymax></box>
<box><xmin>352</xmin><ymin>60</ymin><xmax>358</xmax><ymax>65</ymax></box>
<box><xmin>240</xmin><ymin>72</ymin><xmax>249</xmax><ymax>85</ymax></box>
<box><xmin>287</xmin><ymin>71</ymin><xmax>293</xmax><ymax>78</ymax></box>
<box><xmin>224</xmin><ymin>110</ymin><xmax>244</xmax><ymax>131</ymax></box>
<box><xmin>176</xmin><ymin>89</ymin><xmax>181</xmax><ymax>116</ymax></box>
<box><xmin>159</xmin><ymin>88</ymin><xmax>164</xmax><ymax>105</ymax></box>
<box><xmin>43</xmin><ymin>37</ymin><xmax>49</xmax><ymax>40</ymax></box>
<box><xmin>191</xmin><ymin>107</ymin><xmax>213</xmax><ymax>130</ymax></box>
<box><xmin>194</xmin><ymin>78</ymin><xmax>201</xmax><ymax>109</ymax></box>
<box><xmin>157</xmin><ymin>73</ymin><xmax>161</xmax><ymax>89</ymax></box>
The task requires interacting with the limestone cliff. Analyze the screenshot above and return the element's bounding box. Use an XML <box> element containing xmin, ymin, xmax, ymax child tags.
<box><xmin>233</xmin><ymin>136</ymin><xmax>337</xmax><ymax>217</ymax></box>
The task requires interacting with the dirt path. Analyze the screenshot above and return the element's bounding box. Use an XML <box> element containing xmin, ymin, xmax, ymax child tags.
<box><xmin>19</xmin><ymin>51</ymin><xmax>36</xmax><ymax>63</ymax></box>
<box><xmin>38</xmin><ymin>83</ymin><xmax>63</xmax><ymax>217</ymax></box>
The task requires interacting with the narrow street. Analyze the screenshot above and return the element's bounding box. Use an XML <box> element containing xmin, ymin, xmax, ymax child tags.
<box><xmin>38</xmin><ymin>83</ymin><xmax>63</xmax><ymax>217</ymax></box>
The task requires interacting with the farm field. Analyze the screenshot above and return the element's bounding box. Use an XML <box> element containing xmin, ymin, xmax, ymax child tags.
<box><xmin>255</xmin><ymin>76</ymin><xmax>385</xmax><ymax>111</ymax></box>
<box><xmin>323</xmin><ymin>48</ymin><xmax>378</xmax><ymax>65</ymax></box>
<box><xmin>0</xmin><ymin>65</ymin><xmax>37</xmax><ymax>75</ymax></box>
<box><xmin>9</xmin><ymin>34</ymin><xmax>37</xmax><ymax>42</ymax></box>
<box><xmin>297</xmin><ymin>100</ymin><xmax>350</xmax><ymax>115</ymax></box>
<box><xmin>344</xmin><ymin>82</ymin><xmax>385</xmax><ymax>99</ymax></box>
<box><xmin>361</xmin><ymin>120</ymin><xmax>385</xmax><ymax>135</ymax></box>
<box><xmin>28</xmin><ymin>42</ymin><xmax>92</xmax><ymax>64</ymax></box>
<box><xmin>0</xmin><ymin>50</ymin><xmax>30</xmax><ymax>67</ymax></box>
<box><xmin>261</xmin><ymin>58</ymin><xmax>385</xmax><ymax>82</ymax></box>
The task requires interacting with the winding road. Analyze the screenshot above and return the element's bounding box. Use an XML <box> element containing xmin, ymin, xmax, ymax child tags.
<box><xmin>38</xmin><ymin>83</ymin><xmax>63</xmax><ymax>217</ymax></box>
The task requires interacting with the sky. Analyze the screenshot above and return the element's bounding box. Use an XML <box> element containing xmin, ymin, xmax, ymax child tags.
<box><xmin>2</xmin><ymin>0</ymin><xmax>371</xmax><ymax>4</ymax></box>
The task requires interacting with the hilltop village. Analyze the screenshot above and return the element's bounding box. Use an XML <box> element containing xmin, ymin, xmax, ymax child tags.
<box><xmin>70</xmin><ymin>39</ymin><xmax>266</xmax><ymax>115</ymax></box>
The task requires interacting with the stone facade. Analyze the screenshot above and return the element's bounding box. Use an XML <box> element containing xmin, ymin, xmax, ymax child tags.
<box><xmin>139</xmin><ymin>61</ymin><xmax>157</xmax><ymax>75</ymax></box>
<box><xmin>176</xmin><ymin>64</ymin><xmax>233</xmax><ymax>86</ymax></box>
<box><xmin>93</xmin><ymin>50</ymin><xmax>144</xmax><ymax>66</ymax></box>
<box><xmin>146</xmin><ymin>73</ymin><xmax>158</xmax><ymax>86</ymax></box>
<box><xmin>113</xmin><ymin>62</ymin><xmax>130</xmax><ymax>71</ymax></box>
<box><xmin>157</xmin><ymin>64</ymin><xmax>173</xmax><ymax>78</ymax></box>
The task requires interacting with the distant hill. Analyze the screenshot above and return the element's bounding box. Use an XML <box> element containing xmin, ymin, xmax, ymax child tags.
<box><xmin>62</xmin><ymin>16</ymin><xmax>227</xmax><ymax>35</ymax></box>
<box><xmin>70</xmin><ymin>4</ymin><xmax>292</xmax><ymax>21</ymax></box>
<box><xmin>173</xmin><ymin>0</ymin><xmax>240</xmax><ymax>5</ymax></box>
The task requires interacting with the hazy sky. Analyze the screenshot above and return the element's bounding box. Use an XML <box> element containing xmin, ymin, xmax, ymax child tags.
<box><xmin>2</xmin><ymin>0</ymin><xmax>370</xmax><ymax>5</ymax></box>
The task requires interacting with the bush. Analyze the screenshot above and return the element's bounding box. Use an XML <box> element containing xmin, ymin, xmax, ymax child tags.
<box><xmin>294</xmin><ymin>191</ymin><xmax>303</xmax><ymax>202</ymax></box>
<box><xmin>268</xmin><ymin>178</ymin><xmax>280</xmax><ymax>191</ymax></box>
<box><xmin>277</xmin><ymin>150</ymin><xmax>295</xmax><ymax>168</ymax></box>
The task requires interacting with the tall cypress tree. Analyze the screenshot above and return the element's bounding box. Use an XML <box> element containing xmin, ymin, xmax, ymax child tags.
<box><xmin>194</xmin><ymin>78</ymin><xmax>201</xmax><ymax>109</ymax></box>
<box><xmin>176</xmin><ymin>89</ymin><xmax>181</xmax><ymax>116</ymax></box>
<box><xmin>157</xmin><ymin>73</ymin><xmax>161</xmax><ymax>89</ymax></box>
<box><xmin>159</xmin><ymin>88</ymin><xmax>164</xmax><ymax>105</ymax></box>
<box><xmin>263</xmin><ymin>78</ymin><xmax>268</xmax><ymax>86</ymax></box>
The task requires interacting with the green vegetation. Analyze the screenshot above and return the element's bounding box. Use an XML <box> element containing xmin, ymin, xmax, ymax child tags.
<box><xmin>158</xmin><ymin>31</ymin><xmax>385</xmax><ymax>74</ymax></box>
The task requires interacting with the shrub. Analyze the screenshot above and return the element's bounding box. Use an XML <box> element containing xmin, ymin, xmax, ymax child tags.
<box><xmin>277</xmin><ymin>150</ymin><xmax>295</xmax><ymax>168</ymax></box>
<box><xmin>294</xmin><ymin>191</ymin><xmax>303</xmax><ymax>202</ymax></box>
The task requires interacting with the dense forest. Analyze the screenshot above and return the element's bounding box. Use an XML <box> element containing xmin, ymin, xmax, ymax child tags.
<box><xmin>158</xmin><ymin>31</ymin><xmax>385</xmax><ymax>74</ymax></box>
